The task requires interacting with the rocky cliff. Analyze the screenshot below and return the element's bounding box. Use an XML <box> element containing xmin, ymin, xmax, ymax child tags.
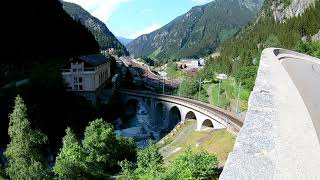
<box><xmin>270</xmin><ymin>0</ymin><xmax>316</xmax><ymax>22</ymax></box>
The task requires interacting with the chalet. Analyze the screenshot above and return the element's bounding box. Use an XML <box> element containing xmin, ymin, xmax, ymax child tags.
<box><xmin>62</xmin><ymin>54</ymin><xmax>111</xmax><ymax>104</ymax></box>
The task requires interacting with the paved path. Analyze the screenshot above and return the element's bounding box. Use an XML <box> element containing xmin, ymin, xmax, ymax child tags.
<box><xmin>220</xmin><ymin>48</ymin><xmax>320</xmax><ymax>180</ymax></box>
<box><xmin>281</xmin><ymin>57</ymin><xmax>320</xmax><ymax>140</ymax></box>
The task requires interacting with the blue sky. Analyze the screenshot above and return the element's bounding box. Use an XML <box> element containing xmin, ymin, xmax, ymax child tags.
<box><xmin>64</xmin><ymin>0</ymin><xmax>213</xmax><ymax>39</ymax></box>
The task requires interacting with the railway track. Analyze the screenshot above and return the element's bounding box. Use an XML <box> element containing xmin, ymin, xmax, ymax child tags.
<box><xmin>117</xmin><ymin>88</ymin><xmax>243</xmax><ymax>131</ymax></box>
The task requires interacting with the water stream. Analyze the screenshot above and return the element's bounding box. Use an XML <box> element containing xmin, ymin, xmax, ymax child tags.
<box><xmin>115</xmin><ymin>102</ymin><xmax>161</xmax><ymax>147</ymax></box>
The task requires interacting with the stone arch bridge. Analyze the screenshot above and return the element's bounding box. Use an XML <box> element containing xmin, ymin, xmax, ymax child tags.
<box><xmin>117</xmin><ymin>89</ymin><xmax>243</xmax><ymax>132</ymax></box>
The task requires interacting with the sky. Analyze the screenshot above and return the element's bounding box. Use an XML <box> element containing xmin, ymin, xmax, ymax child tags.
<box><xmin>64</xmin><ymin>0</ymin><xmax>213</xmax><ymax>39</ymax></box>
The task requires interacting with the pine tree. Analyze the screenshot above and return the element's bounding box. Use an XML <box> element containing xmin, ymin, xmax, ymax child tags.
<box><xmin>53</xmin><ymin>127</ymin><xmax>86</xmax><ymax>179</ymax></box>
<box><xmin>4</xmin><ymin>95</ymin><xmax>48</xmax><ymax>179</ymax></box>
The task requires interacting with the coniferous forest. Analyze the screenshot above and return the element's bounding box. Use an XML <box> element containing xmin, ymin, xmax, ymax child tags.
<box><xmin>200</xmin><ymin>0</ymin><xmax>320</xmax><ymax>90</ymax></box>
<box><xmin>0</xmin><ymin>0</ymin><xmax>319</xmax><ymax>179</ymax></box>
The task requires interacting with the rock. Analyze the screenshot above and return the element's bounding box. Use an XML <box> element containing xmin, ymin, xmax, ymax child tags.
<box><xmin>271</xmin><ymin>0</ymin><xmax>315</xmax><ymax>22</ymax></box>
<box><xmin>312</xmin><ymin>30</ymin><xmax>320</xmax><ymax>41</ymax></box>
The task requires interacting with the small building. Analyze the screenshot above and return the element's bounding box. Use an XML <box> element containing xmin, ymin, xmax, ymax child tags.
<box><xmin>62</xmin><ymin>54</ymin><xmax>111</xmax><ymax>104</ymax></box>
<box><xmin>178</xmin><ymin>58</ymin><xmax>205</xmax><ymax>69</ymax></box>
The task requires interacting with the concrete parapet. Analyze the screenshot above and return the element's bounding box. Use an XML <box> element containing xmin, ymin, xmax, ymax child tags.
<box><xmin>220</xmin><ymin>48</ymin><xmax>320</xmax><ymax>180</ymax></box>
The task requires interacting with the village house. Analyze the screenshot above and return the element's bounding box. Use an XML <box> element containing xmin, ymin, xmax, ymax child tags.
<box><xmin>62</xmin><ymin>54</ymin><xmax>111</xmax><ymax>104</ymax></box>
<box><xmin>177</xmin><ymin>58</ymin><xmax>205</xmax><ymax>70</ymax></box>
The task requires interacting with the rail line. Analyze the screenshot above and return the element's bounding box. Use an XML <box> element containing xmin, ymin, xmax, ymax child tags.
<box><xmin>117</xmin><ymin>88</ymin><xmax>243</xmax><ymax>132</ymax></box>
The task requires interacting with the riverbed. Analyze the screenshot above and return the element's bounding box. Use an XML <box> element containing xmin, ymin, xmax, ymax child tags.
<box><xmin>115</xmin><ymin>102</ymin><xmax>161</xmax><ymax>147</ymax></box>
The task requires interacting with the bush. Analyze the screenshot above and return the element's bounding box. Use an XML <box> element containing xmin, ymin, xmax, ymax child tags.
<box><xmin>296</xmin><ymin>41</ymin><xmax>320</xmax><ymax>58</ymax></box>
<box><xmin>165</xmin><ymin>149</ymin><xmax>219</xmax><ymax>180</ymax></box>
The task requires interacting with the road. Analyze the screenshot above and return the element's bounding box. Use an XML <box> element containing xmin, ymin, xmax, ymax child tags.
<box><xmin>281</xmin><ymin>57</ymin><xmax>320</xmax><ymax>140</ymax></box>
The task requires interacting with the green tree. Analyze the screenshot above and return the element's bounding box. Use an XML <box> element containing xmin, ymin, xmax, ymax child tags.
<box><xmin>53</xmin><ymin>128</ymin><xmax>86</xmax><ymax>179</ymax></box>
<box><xmin>235</xmin><ymin>66</ymin><xmax>258</xmax><ymax>90</ymax></box>
<box><xmin>165</xmin><ymin>149</ymin><xmax>219</xmax><ymax>180</ymax></box>
<box><xmin>179</xmin><ymin>79</ymin><xmax>198</xmax><ymax>98</ymax></box>
<box><xmin>119</xmin><ymin>159</ymin><xmax>136</xmax><ymax>180</ymax></box>
<box><xmin>296</xmin><ymin>41</ymin><xmax>320</xmax><ymax>58</ymax></box>
<box><xmin>82</xmin><ymin>118</ymin><xmax>118</xmax><ymax>177</ymax></box>
<box><xmin>0</xmin><ymin>164</ymin><xmax>6</xmax><ymax>179</ymax></box>
<box><xmin>166</xmin><ymin>62</ymin><xmax>178</xmax><ymax>77</ymax></box>
<box><xmin>120</xmin><ymin>141</ymin><xmax>164</xmax><ymax>180</ymax></box>
<box><xmin>135</xmin><ymin>142</ymin><xmax>164</xmax><ymax>179</ymax></box>
<box><xmin>116</xmin><ymin>137</ymin><xmax>137</xmax><ymax>162</ymax></box>
<box><xmin>4</xmin><ymin>95</ymin><xmax>48</xmax><ymax>179</ymax></box>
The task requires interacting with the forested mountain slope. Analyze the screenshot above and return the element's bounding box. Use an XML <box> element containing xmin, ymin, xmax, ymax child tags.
<box><xmin>127</xmin><ymin>0</ymin><xmax>264</xmax><ymax>62</ymax></box>
<box><xmin>63</xmin><ymin>1</ymin><xmax>129</xmax><ymax>56</ymax></box>
<box><xmin>200</xmin><ymin>0</ymin><xmax>320</xmax><ymax>90</ymax></box>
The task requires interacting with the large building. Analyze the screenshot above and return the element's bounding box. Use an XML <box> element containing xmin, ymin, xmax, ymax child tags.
<box><xmin>62</xmin><ymin>54</ymin><xmax>111</xmax><ymax>103</ymax></box>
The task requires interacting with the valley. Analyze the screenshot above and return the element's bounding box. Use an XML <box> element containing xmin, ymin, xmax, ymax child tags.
<box><xmin>0</xmin><ymin>0</ymin><xmax>319</xmax><ymax>179</ymax></box>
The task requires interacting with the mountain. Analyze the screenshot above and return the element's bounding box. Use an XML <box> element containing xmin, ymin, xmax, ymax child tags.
<box><xmin>127</xmin><ymin>0</ymin><xmax>264</xmax><ymax>61</ymax></box>
<box><xmin>117</xmin><ymin>36</ymin><xmax>133</xmax><ymax>46</ymax></box>
<box><xmin>200</xmin><ymin>0</ymin><xmax>320</xmax><ymax>90</ymax></box>
<box><xmin>0</xmin><ymin>0</ymin><xmax>99</xmax><ymax>65</ymax></box>
<box><xmin>62</xmin><ymin>1</ymin><xmax>129</xmax><ymax>56</ymax></box>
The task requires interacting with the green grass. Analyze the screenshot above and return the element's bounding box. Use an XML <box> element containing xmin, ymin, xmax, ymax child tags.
<box><xmin>158</xmin><ymin>121</ymin><xmax>236</xmax><ymax>166</ymax></box>
<box><xmin>164</xmin><ymin>128</ymin><xmax>236</xmax><ymax>166</ymax></box>
<box><xmin>148</xmin><ymin>47</ymin><xmax>162</xmax><ymax>59</ymax></box>
<box><xmin>207</xmin><ymin>78</ymin><xmax>249</xmax><ymax>111</ymax></box>
<box><xmin>157</xmin><ymin>120</ymin><xmax>195</xmax><ymax>149</ymax></box>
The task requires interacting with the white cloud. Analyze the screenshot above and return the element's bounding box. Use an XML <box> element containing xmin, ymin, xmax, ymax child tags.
<box><xmin>191</xmin><ymin>0</ymin><xmax>213</xmax><ymax>5</ymax></box>
<box><xmin>128</xmin><ymin>24</ymin><xmax>163</xmax><ymax>39</ymax></box>
<box><xmin>64</xmin><ymin>0</ymin><xmax>131</xmax><ymax>22</ymax></box>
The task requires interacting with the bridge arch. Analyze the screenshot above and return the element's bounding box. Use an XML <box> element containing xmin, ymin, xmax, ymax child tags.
<box><xmin>124</xmin><ymin>99</ymin><xmax>139</xmax><ymax>116</ymax></box>
<box><xmin>185</xmin><ymin>111</ymin><xmax>197</xmax><ymax>121</ymax></box>
<box><xmin>168</xmin><ymin>106</ymin><xmax>181</xmax><ymax>130</ymax></box>
<box><xmin>124</xmin><ymin>98</ymin><xmax>151</xmax><ymax>122</ymax></box>
<box><xmin>124</xmin><ymin>97</ymin><xmax>151</xmax><ymax>115</ymax></box>
<box><xmin>201</xmin><ymin>119</ymin><xmax>214</xmax><ymax>130</ymax></box>
<box><xmin>155</xmin><ymin>102</ymin><xmax>166</xmax><ymax>128</ymax></box>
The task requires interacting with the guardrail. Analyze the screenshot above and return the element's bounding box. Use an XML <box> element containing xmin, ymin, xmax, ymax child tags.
<box><xmin>117</xmin><ymin>88</ymin><xmax>243</xmax><ymax>132</ymax></box>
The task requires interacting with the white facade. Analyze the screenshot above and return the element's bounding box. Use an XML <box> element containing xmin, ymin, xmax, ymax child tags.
<box><xmin>62</xmin><ymin>60</ymin><xmax>111</xmax><ymax>92</ymax></box>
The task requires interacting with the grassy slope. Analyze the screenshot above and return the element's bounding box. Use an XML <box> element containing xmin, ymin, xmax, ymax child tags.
<box><xmin>158</xmin><ymin>121</ymin><xmax>235</xmax><ymax>166</ymax></box>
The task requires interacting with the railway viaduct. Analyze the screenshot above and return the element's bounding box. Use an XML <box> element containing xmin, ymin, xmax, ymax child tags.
<box><xmin>117</xmin><ymin>89</ymin><xmax>243</xmax><ymax>133</ymax></box>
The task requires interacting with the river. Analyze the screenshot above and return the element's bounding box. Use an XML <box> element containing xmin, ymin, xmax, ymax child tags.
<box><xmin>115</xmin><ymin>102</ymin><xmax>161</xmax><ymax>147</ymax></box>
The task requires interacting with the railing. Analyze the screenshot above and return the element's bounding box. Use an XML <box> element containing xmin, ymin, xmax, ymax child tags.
<box><xmin>117</xmin><ymin>88</ymin><xmax>243</xmax><ymax>131</ymax></box>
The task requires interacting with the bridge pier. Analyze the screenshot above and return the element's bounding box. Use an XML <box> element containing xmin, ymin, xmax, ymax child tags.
<box><xmin>119</xmin><ymin>90</ymin><xmax>241</xmax><ymax>134</ymax></box>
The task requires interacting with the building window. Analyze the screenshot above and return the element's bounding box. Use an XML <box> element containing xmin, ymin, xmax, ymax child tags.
<box><xmin>73</xmin><ymin>69</ymin><xmax>77</xmax><ymax>72</ymax></box>
<box><xmin>74</xmin><ymin>85</ymin><xmax>78</xmax><ymax>90</ymax></box>
<box><xmin>74</xmin><ymin>77</ymin><xmax>83</xmax><ymax>83</ymax></box>
<box><xmin>79</xmin><ymin>85</ymin><xmax>83</xmax><ymax>90</ymax></box>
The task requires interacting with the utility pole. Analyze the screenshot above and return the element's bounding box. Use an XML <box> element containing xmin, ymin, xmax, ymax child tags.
<box><xmin>198</xmin><ymin>78</ymin><xmax>202</xmax><ymax>100</ymax></box>
<box><xmin>236</xmin><ymin>82</ymin><xmax>242</xmax><ymax>114</ymax></box>
<box><xmin>218</xmin><ymin>79</ymin><xmax>221</xmax><ymax>106</ymax></box>
<box><xmin>162</xmin><ymin>76</ymin><xmax>165</xmax><ymax>94</ymax></box>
